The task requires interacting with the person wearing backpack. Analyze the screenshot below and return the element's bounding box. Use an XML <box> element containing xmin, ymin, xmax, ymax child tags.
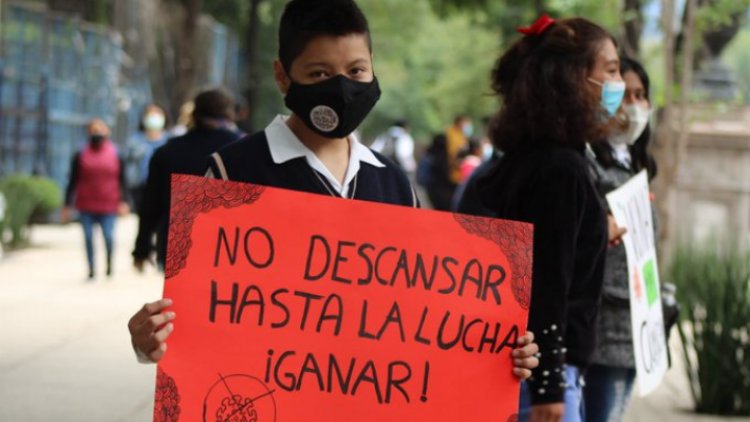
<box><xmin>370</xmin><ymin>120</ymin><xmax>416</xmax><ymax>177</ymax></box>
<box><xmin>132</xmin><ymin>89</ymin><xmax>240</xmax><ymax>272</ymax></box>
<box><xmin>418</xmin><ymin>133</ymin><xmax>455</xmax><ymax>211</ymax></box>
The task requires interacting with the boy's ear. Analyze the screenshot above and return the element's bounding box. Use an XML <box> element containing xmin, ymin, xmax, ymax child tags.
<box><xmin>273</xmin><ymin>60</ymin><xmax>291</xmax><ymax>95</ymax></box>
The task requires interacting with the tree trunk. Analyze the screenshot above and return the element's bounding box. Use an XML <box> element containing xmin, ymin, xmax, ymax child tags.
<box><xmin>653</xmin><ymin>0</ymin><xmax>697</xmax><ymax>261</ymax></box>
<box><xmin>675</xmin><ymin>0</ymin><xmax>697</xmax><ymax>180</ymax></box>
<box><xmin>622</xmin><ymin>0</ymin><xmax>642</xmax><ymax>59</ymax></box>
<box><xmin>652</xmin><ymin>0</ymin><xmax>677</xmax><ymax>258</ymax></box>
<box><xmin>244</xmin><ymin>0</ymin><xmax>265</xmax><ymax>127</ymax></box>
<box><xmin>172</xmin><ymin>0</ymin><xmax>202</xmax><ymax>117</ymax></box>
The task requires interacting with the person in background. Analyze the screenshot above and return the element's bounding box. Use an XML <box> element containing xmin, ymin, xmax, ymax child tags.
<box><xmin>449</xmin><ymin>138</ymin><xmax>486</xmax><ymax>211</ymax></box>
<box><xmin>234</xmin><ymin>95</ymin><xmax>254</xmax><ymax>135</ymax></box>
<box><xmin>445</xmin><ymin>114</ymin><xmax>473</xmax><ymax>186</ymax></box>
<box><xmin>452</xmin><ymin>150</ymin><xmax>501</xmax><ymax>215</ymax></box>
<box><xmin>125</xmin><ymin>104</ymin><xmax>169</xmax><ymax>212</ymax></box>
<box><xmin>478</xmin><ymin>116</ymin><xmax>496</xmax><ymax>161</ymax></box>
<box><xmin>464</xmin><ymin>15</ymin><xmax>625</xmax><ymax>421</ymax></box>
<box><xmin>419</xmin><ymin>133</ymin><xmax>455</xmax><ymax>211</ymax></box>
<box><xmin>169</xmin><ymin>101</ymin><xmax>195</xmax><ymax>137</ymax></box>
<box><xmin>459</xmin><ymin>138</ymin><xmax>484</xmax><ymax>182</ymax></box>
<box><xmin>132</xmin><ymin>89</ymin><xmax>240</xmax><ymax>272</ymax></box>
<box><xmin>452</xmin><ymin>117</ymin><xmax>501</xmax><ymax>213</ymax></box>
<box><xmin>63</xmin><ymin>119</ymin><xmax>130</xmax><ymax>280</ymax></box>
<box><xmin>583</xmin><ymin>57</ymin><xmax>657</xmax><ymax>422</ymax></box>
<box><xmin>370</xmin><ymin>120</ymin><xmax>417</xmax><ymax>177</ymax></box>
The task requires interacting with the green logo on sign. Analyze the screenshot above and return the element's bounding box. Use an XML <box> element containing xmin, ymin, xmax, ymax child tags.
<box><xmin>642</xmin><ymin>259</ymin><xmax>659</xmax><ymax>307</ymax></box>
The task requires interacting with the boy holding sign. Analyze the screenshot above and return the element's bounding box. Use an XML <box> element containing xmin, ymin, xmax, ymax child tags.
<box><xmin>128</xmin><ymin>0</ymin><xmax>538</xmax><ymax>390</ymax></box>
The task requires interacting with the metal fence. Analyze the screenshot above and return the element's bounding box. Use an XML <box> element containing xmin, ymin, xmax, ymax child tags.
<box><xmin>0</xmin><ymin>1</ymin><xmax>240</xmax><ymax>191</ymax></box>
<box><xmin>0</xmin><ymin>2</ymin><xmax>135</xmax><ymax>189</ymax></box>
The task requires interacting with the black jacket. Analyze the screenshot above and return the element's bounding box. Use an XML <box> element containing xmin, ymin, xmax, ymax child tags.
<box><xmin>471</xmin><ymin>144</ymin><xmax>607</xmax><ymax>405</ymax></box>
<box><xmin>133</xmin><ymin>128</ymin><xmax>239</xmax><ymax>265</ymax></box>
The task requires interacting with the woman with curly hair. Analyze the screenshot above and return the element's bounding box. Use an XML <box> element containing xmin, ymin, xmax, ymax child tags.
<box><xmin>468</xmin><ymin>15</ymin><xmax>625</xmax><ymax>421</ymax></box>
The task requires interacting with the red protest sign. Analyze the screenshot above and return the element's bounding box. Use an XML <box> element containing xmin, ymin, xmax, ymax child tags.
<box><xmin>154</xmin><ymin>174</ymin><xmax>532</xmax><ymax>422</ymax></box>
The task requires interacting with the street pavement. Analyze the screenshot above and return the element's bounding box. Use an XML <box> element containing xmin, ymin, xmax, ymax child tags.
<box><xmin>0</xmin><ymin>216</ymin><xmax>747</xmax><ymax>421</ymax></box>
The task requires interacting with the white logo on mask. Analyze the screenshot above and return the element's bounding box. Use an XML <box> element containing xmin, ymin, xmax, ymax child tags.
<box><xmin>310</xmin><ymin>106</ymin><xmax>339</xmax><ymax>132</ymax></box>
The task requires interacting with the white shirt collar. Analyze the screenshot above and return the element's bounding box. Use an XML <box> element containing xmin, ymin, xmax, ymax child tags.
<box><xmin>608</xmin><ymin>141</ymin><xmax>632</xmax><ymax>167</ymax></box>
<box><xmin>264</xmin><ymin>115</ymin><xmax>384</xmax><ymax>196</ymax></box>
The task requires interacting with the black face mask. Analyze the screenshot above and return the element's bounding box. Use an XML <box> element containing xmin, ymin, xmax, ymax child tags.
<box><xmin>89</xmin><ymin>135</ymin><xmax>105</xmax><ymax>149</ymax></box>
<box><xmin>284</xmin><ymin>74</ymin><xmax>381</xmax><ymax>139</ymax></box>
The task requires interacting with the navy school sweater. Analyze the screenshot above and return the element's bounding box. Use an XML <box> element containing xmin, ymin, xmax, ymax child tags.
<box><xmin>133</xmin><ymin>127</ymin><xmax>240</xmax><ymax>265</ymax></box>
<box><xmin>208</xmin><ymin>131</ymin><xmax>418</xmax><ymax>207</ymax></box>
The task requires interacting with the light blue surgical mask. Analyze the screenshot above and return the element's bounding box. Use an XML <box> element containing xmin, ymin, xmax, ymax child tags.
<box><xmin>588</xmin><ymin>78</ymin><xmax>625</xmax><ymax>117</ymax></box>
<box><xmin>482</xmin><ymin>142</ymin><xmax>494</xmax><ymax>161</ymax></box>
<box><xmin>143</xmin><ymin>113</ymin><xmax>166</xmax><ymax>131</ymax></box>
<box><xmin>462</xmin><ymin>123</ymin><xmax>474</xmax><ymax>138</ymax></box>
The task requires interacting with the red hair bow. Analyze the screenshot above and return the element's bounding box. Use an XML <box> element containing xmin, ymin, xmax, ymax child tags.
<box><xmin>517</xmin><ymin>14</ymin><xmax>555</xmax><ymax>36</ymax></box>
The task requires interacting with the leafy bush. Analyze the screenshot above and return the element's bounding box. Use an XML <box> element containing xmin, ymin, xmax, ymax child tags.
<box><xmin>670</xmin><ymin>244</ymin><xmax>750</xmax><ymax>416</ymax></box>
<box><xmin>0</xmin><ymin>175</ymin><xmax>62</xmax><ymax>246</ymax></box>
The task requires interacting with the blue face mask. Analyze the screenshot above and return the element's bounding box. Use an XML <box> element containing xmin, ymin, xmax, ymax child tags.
<box><xmin>462</xmin><ymin>123</ymin><xmax>474</xmax><ymax>138</ymax></box>
<box><xmin>589</xmin><ymin>78</ymin><xmax>625</xmax><ymax>117</ymax></box>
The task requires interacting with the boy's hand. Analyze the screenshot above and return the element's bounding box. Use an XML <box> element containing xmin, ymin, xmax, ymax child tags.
<box><xmin>512</xmin><ymin>331</ymin><xmax>539</xmax><ymax>379</ymax></box>
<box><xmin>531</xmin><ymin>403</ymin><xmax>564</xmax><ymax>422</ymax></box>
<box><xmin>128</xmin><ymin>299</ymin><xmax>175</xmax><ymax>363</ymax></box>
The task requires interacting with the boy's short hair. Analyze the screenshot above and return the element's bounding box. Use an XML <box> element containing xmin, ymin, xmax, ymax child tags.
<box><xmin>278</xmin><ymin>0</ymin><xmax>372</xmax><ymax>72</ymax></box>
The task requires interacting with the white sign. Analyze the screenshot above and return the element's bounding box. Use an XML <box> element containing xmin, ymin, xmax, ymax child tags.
<box><xmin>606</xmin><ymin>171</ymin><xmax>668</xmax><ymax>396</ymax></box>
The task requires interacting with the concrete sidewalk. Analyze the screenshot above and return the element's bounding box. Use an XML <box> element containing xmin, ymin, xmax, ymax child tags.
<box><xmin>0</xmin><ymin>216</ymin><xmax>746</xmax><ymax>421</ymax></box>
<box><xmin>0</xmin><ymin>217</ymin><xmax>160</xmax><ymax>421</ymax></box>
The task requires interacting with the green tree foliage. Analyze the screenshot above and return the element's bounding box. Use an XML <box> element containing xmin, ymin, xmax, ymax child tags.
<box><xmin>695</xmin><ymin>0</ymin><xmax>750</xmax><ymax>34</ymax></box>
<box><xmin>670</xmin><ymin>244</ymin><xmax>750</xmax><ymax>415</ymax></box>
<box><xmin>432</xmin><ymin>0</ymin><xmax>622</xmax><ymax>41</ymax></box>
<box><xmin>202</xmin><ymin>0</ymin><xmax>285</xmax><ymax>131</ymax></box>
<box><xmin>245</xmin><ymin>0</ymin><xmax>290</xmax><ymax>131</ymax></box>
<box><xmin>205</xmin><ymin>0</ymin><xmax>750</xmax><ymax>141</ymax></box>
<box><xmin>359</xmin><ymin>0</ymin><xmax>625</xmax><ymax>140</ymax></box>
<box><xmin>722</xmin><ymin>27</ymin><xmax>750</xmax><ymax>104</ymax></box>
<box><xmin>360</xmin><ymin>0</ymin><xmax>498</xmax><ymax>140</ymax></box>
<box><xmin>203</xmin><ymin>0</ymin><xmax>250</xmax><ymax>33</ymax></box>
<box><xmin>46</xmin><ymin>0</ymin><xmax>113</xmax><ymax>24</ymax></box>
<box><xmin>212</xmin><ymin>0</ymin><xmax>503</xmax><ymax>141</ymax></box>
<box><xmin>362</xmin><ymin>0</ymin><xmax>630</xmax><ymax>140</ymax></box>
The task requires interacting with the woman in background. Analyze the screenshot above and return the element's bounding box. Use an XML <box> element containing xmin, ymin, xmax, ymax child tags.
<box><xmin>584</xmin><ymin>57</ymin><xmax>657</xmax><ymax>422</ymax></box>
<box><xmin>470</xmin><ymin>15</ymin><xmax>625</xmax><ymax>421</ymax></box>
<box><xmin>126</xmin><ymin>104</ymin><xmax>169</xmax><ymax>212</ymax></box>
<box><xmin>63</xmin><ymin>119</ymin><xmax>129</xmax><ymax>280</ymax></box>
